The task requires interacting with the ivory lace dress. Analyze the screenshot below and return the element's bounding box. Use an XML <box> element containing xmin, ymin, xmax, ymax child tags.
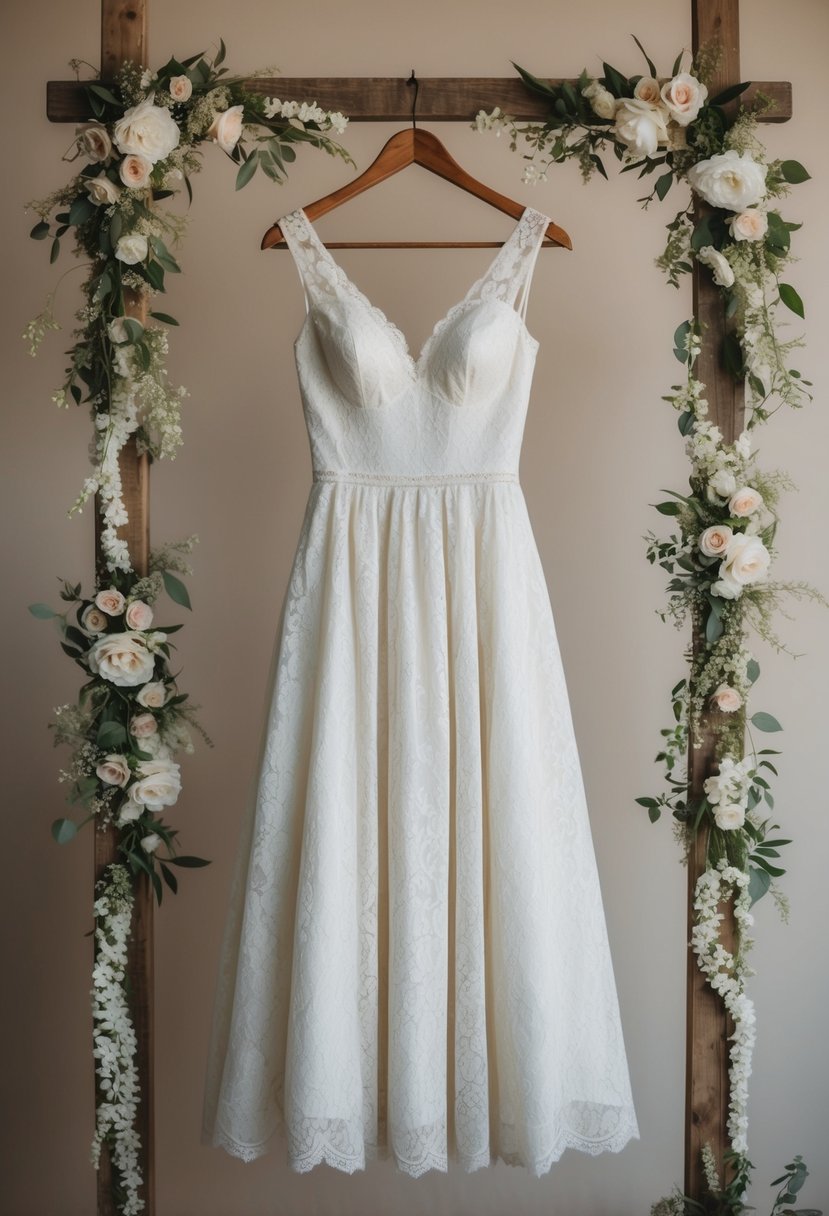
<box><xmin>201</xmin><ymin>205</ymin><xmax>639</xmax><ymax>1177</ymax></box>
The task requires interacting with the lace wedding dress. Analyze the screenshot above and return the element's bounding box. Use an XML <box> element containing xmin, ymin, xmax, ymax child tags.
<box><xmin>201</xmin><ymin>205</ymin><xmax>639</xmax><ymax>1177</ymax></box>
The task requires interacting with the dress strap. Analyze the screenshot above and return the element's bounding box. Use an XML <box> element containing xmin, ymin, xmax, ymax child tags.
<box><xmin>464</xmin><ymin>206</ymin><xmax>550</xmax><ymax>321</ymax></box>
<box><xmin>278</xmin><ymin>209</ymin><xmax>337</xmax><ymax>314</ymax></box>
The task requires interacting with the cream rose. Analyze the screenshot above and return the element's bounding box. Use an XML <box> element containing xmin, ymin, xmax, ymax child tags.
<box><xmin>131</xmin><ymin>757</ymin><xmax>182</xmax><ymax>810</ymax></box>
<box><xmin>76</xmin><ymin>123</ymin><xmax>112</xmax><ymax>161</ymax></box>
<box><xmin>714</xmin><ymin>802</ymin><xmax>746</xmax><ymax>830</ymax></box>
<box><xmin>141</xmin><ymin>832</ymin><xmax>162</xmax><ymax>853</ymax></box>
<box><xmin>687</xmin><ymin>150</ymin><xmax>767</xmax><ymax>211</ymax></box>
<box><xmin>125</xmin><ymin>599</ymin><xmax>154</xmax><ymax>630</ymax></box>
<box><xmin>136</xmin><ymin>681</ymin><xmax>168</xmax><ymax>709</ymax></box>
<box><xmin>96</xmin><ymin>754</ymin><xmax>131</xmax><ymax>787</ymax></box>
<box><xmin>115</xmin><ymin>233</ymin><xmax>149</xmax><ymax>265</ymax></box>
<box><xmin>697</xmin><ymin>245</ymin><xmax>735</xmax><ymax>289</ymax></box>
<box><xmin>709</xmin><ymin>468</ymin><xmax>738</xmax><ymax>500</ymax></box>
<box><xmin>613</xmin><ymin>97</ymin><xmax>668</xmax><ymax>157</ymax></box>
<box><xmin>633</xmin><ymin>76</ymin><xmax>662</xmax><ymax>106</ymax></box>
<box><xmin>119</xmin><ymin>153</ymin><xmax>153</xmax><ymax>189</ymax></box>
<box><xmin>168</xmin><ymin>75</ymin><xmax>193</xmax><ymax>103</ymax></box>
<box><xmin>721</xmin><ymin>532</ymin><xmax>771</xmax><ymax>588</ymax></box>
<box><xmin>581</xmin><ymin>80</ymin><xmax>617</xmax><ymax>120</ymax></box>
<box><xmin>728</xmin><ymin>210</ymin><xmax>768</xmax><ymax>242</ymax></box>
<box><xmin>112</xmin><ymin>94</ymin><xmax>180</xmax><ymax>164</ymax></box>
<box><xmin>81</xmin><ymin>605</ymin><xmax>109</xmax><ymax>634</ymax></box>
<box><xmin>728</xmin><ymin>486</ymin><xmax>764</xmax><ymax>518</ymax></box>
<box><xmin>660</xmin><ymin>73</ymin><xmax>708</xmax><ymax>126</ymax></box>
<box><xmin>711</xmin><ymin>572</ymin><xmax>742</xmax><ymax>599</ymax></box>
<box><xmin>206</xmin><ymin>104</ymin><xmax>245</xmax><ymax>153</ymax></box>
<box><xmin>131</xmin><ymin>712</ymin><xmax>158</xmax><ymax>738</ymax></box>
<box><xmin>711</xmin><ymin>684</ymin><xmax>743</xmax><ymax>713</ymax></box>
<box><xmin>95</xmin><ymin>588</ymin><xmax>126</xmax><ymax>616</ymax></box>
<box><xmin>84</xmin><ymin>175</ymin><xmax>122</xmax><ymax>206</ymax></box>
<box><xmin>117</xmin><ymin>795</ymin><xmax>143</xmax><ymax>825</ymax></box>
<box><xmin>698</xmin><ymin>524</ymin><xmax>733</xmax><ymax>557</ymax></box>
<box><xmin>88</xmin><ymin>631</ymin><xmax>155</xmax><ymax>687</ymax></box>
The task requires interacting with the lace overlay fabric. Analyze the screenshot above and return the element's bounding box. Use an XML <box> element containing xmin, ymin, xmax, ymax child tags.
<box><xmin>201</xmin><ymin>207</ymin><xmax>639</xmax><ymax>1178</ymax></box>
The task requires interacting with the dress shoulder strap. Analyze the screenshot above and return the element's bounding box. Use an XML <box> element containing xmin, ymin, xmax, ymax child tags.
<box><xmin>465</xmin><ymin>206</ymin><xmax>550</xmax><ymax>320</ymax></box>
<box><xmin>278</xmin><ymin>209</ymin><xmax>338</xmax><ymax>313</ymax></box>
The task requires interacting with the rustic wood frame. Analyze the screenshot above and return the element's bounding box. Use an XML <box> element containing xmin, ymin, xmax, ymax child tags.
<box><xmin>44</xmin><ymin>1</ymin><xmax>793</xmax><ymax>1210</ymax></box>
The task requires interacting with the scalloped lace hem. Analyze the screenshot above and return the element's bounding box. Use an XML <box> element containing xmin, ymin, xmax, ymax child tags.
<box><xmin>202</xmin><ymin>1111</ymin><xmax>640</xmax><ymax>1178</ymax></box>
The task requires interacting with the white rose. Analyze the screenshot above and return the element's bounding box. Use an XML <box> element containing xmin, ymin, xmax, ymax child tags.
<box><xmin>581</xmin><ymin>80</ymin><xmax>618</xmax><ymax>120</ymax></box>
<box><xmin>95</xmin><ymin>588</ymin><xmax>126</xmax><ymax>616</ymax></box>
<box><xmin>115</xmin><ymin>233</ymin><xmax>148</xmax><ymax>264</ymax></box>
<box><xmin>711</xmin><ymin>684</ymin><xmax>743</xmax><ymax>713</ymax></box>
<box><xmin>697</xmin><ymin>245</ymin><xmax>735</xmax><ymax>289</ymax></box>
<box><xmin>140</xmin><ymin>832</ymin><xmax>162</xmax><ymax>854</ymax></box>
<box><xmin>703</xmin><ymin>772</ymin><xmax>724</xmax><ymax>804</ymax></box>
<box><xmin>81</xmin><ymin>605</ymin><xmax>109</xmax><ymax>634</ymax></box>
<box><xmin>711</xmin><ymin>572</ymin><xmax>743</xmax><ymax>600</ymax></box>
<box><xmin>131</xmin><ymin>757</ymin><xmax>182</xmax><ymax>810</ymax></box>
<box><xmin>84</xmin><ymin>175</ymin><xmax>122</xmax><ymax>206</ymax></box>
<box><xmin>125</xmin><ymin>599</ymin><xmax>154</xmax><ymax>630</ymax></box>
<box><xmin>699</xmin><ymin>524</ymin><xmax>733</xmax><ymax>557</ymax></box>
<box><xmin>117</xmin><ymin>794</ymin><xmax>143</xmax><ymax>824</ymax></box>
<box><xmin>206</xmin><ymin>104</ymin><xmax>245</xmax><ymax>153</ymax></box>
<box><xmin>613</xmin><ymin>97</ymin><xmax>668</xmax><ymax>157</ymax></box>
<box><xmin>136</xmin><ymin>681</ymin><xmax>168</xmax><ymax>709</ymax></box>
<box><xmin>168</xmin><ymin>75</ymin><xmax>193</xmax><ymax>103</ymax></box>
<box><xmin>112</xmin><ymin>93</ymin><xmax>181</xmax><ymax>164</ymax></box>
<box><xmin>96</xmin><ymin>754</ymin><xmax>131</xmax><ymax>787</ymax></box>
<box><xmin>119</xmin><ymin>153</ymin><xmax>153</xmax><ymax>189</ymax></box>
<box><xmin>714</xmin><ymin>802</ymin><xmax>746</xmax><ymax>830</ymax></box>
<box><xmin>729</xmin><ymin>210</ymin><xmax>768</xmax><ymax>242</ymax></box>
<box><xmin>88</xmin><ymin>631</ymin><xmax>155</xmax><ymax>687</ymax></box>
<box><xmin>76</xmin><ymin>123</ymin><xmax>112</xmax><ymax>161</ymax></box>
<box><xmin>660</xmin><ymin>73</ymin><xmax>708</xmax><ymax>126</ymax></box>
<box><xmin>633</xmin><ymin>76</ymin><xmax>662</xmax><ymax>106</ymax></box>
<box><xmin>728</xmin><ymin>486</ymin><xmax>764</xmax><ymax>518</ymax></box>
<box><xmin>131</xmin><ymin>712</ymin><xmax>158</xmax><ymax>738</ymax></box>
<box><xmin>721</xmin><ymin>533</ymin><xmax>771</xmax><ymax>588</ymax></box>
<box><xmin>687</xmin><ymin>150</ymin><xmax>767</xmax><ymax>211</ymax></box>
<box><xmin>709</xmin><ymin>468</ymin><xmax>738</xmax><ymax>499</ymax></box>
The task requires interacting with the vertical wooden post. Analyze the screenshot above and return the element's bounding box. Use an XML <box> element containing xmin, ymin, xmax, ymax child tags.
<box><xmin>94</xmin><ymin>3</ymin><xmax>153</xmax><ymax>1214</ymax></box>
<box><xmin>685</xmin><ymin>0</ymin><xmax>745</xmax><ymax>1198</ymax></box>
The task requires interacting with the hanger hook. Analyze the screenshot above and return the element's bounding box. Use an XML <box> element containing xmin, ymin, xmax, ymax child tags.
<box><xmin>406</xmin><ymin>69</ymin><xmax>419</xmax><ymax>130</ymax></box>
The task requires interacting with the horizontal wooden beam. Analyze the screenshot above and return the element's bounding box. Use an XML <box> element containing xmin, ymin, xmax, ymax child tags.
<box><xmin>47</xmin><ymin>76</ymin><xmax>792</xmax><ymax>123</ymax></box>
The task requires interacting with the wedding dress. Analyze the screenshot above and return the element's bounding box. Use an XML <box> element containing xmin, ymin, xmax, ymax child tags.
<box><xmin>201</xmin><ymin>204</ymin><xmax>639</xmax><ymax>1177</ymax></box>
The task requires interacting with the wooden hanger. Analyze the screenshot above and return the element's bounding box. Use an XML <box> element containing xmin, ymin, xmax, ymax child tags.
<box><xmin>260</xmin><ymin>126</ymin><xmax>572</xmax><ymax>251</ymax></box>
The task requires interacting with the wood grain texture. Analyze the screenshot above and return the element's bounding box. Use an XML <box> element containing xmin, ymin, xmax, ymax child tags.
<box><xmin>46</xmin><ymin>76</ymin><xmax>792</xmax><ymax>124</ymax></box>
<box><xmin>685</xmin><ymin>0</ymin><xmax>745</xmax><ymax>1199</ymax></box>
<box><xmin>94</xmin><ymin>3</ymin><xmax>154</xmax><ymax>1214</ymax></box>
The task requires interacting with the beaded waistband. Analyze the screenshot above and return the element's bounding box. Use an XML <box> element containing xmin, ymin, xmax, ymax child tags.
<box><xmin>312</xmin><ymin>470</ymin><xmax>520</xmax><ymax>487</ymax></box>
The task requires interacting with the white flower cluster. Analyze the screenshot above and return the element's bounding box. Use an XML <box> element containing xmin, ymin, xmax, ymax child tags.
<box><xmin>474</xmin><ymin>106</ymin><xmax>510</xmax><ymax>136</ymax></box>
<box><xmin>582</xmin><ymin>71</ymin><xmax>708</xmax><ymax>158</ymax></box>
<box><xmin>691</xmin><ymin>860</ymin><xmax>756</xmax><ymax>1155</ymax></box>
<box><xmin>90</xmin><ymin>864</ymin><xmax>144</xmax><ymax>1214</ymax></box>
<box><xmin>703</xmin><ymin>754</ymin><xmax>754</xmax><ymax>829</ymax></box>
<box><xmin>263</xmin><ymin>97</ymin><xmax>348</xmax><ymax>134</ymax></box>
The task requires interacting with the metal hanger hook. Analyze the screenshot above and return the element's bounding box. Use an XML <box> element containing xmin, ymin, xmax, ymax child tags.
<box><xmin>406</xmin><ymin>69</ymin><xmax>419</xmax><ymax>129</ymax></box>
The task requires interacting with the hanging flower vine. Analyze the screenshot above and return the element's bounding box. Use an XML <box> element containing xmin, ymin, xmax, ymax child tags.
<box><xmin>474</xmin><ymin>36</ymin><xmax>823</xmax><ymax>1216</ymax></box>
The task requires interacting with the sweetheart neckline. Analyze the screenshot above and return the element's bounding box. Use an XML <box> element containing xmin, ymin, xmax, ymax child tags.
<box><xmin>293</xmin><ymin>205</ymin><xmax>544</xmax><ymax>377</ymax></box>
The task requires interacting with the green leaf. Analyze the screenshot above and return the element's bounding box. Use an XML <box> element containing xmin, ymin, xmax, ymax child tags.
<box><xmin>706</xmin><ymin>607</ymin><xmax>724</xmax><ymax>644</ymax></box>
<box><xmin>49</xmin><ymin>237</ymin><xmax>61</xmax><ymax>264</ymax></box>
<box><xmin>30</xmin><ymin>220</ymin><xmax>50</xmax><ymax>240</ymax></box>
<box><xmin>235</xmin><ymin>153</ymin><xmax>259</xmax><ymax>191</ymax></box>
<box><xmin>635</xmin><ymin>797</ymin><xmax>659</xmax><ymax>808</ymax></box>
<box><xmin>690</xmin><ymin>216</ymin><xmax>713</xmax><ymax>252</ymax></box>
<box><xmin>653</xmin><ymin>501</ymin><xmax>681</xmax><ymax>515</ymax></box>
<box><xmin>671</xmin><ymin>50</ymin><xmax>684</xmax><ymax>77</ymax></box>
<box><xmin>765</xmin><ymin>210</ymin><xmax>791</xmax><ymax>255</ymax></box>
<box><xmin>748</xmin><ymin>865</ymin><xmax>771</xmax><ymax>906</ymax></box>
<box><xmin>601</xmin><ymin>60</ymin><xmax>630</xmax><ymax>99</ymax></box>
<box><xmin>162</xmin><ymin>570</ymin><xmax>192</xmax><ymax>610</ymax></box>
<box><xmin>97</xmin><ymin>720</ymin><xmax>127</xmax><ymax>750</ymax></box>
<box><xmin>654</xmin><ymin>171</ymin><xmax>673</xmax><ymax>202</ymax></box>
<box><xmin>708</xmin><ymin>82</ymin><xmax>750</xmax><ymax>107</ymax></box>
<box><xmin>751</xmin><ymin>712</ymin><xmax>783</xmax><ymax>732</ymax></box>
<box><xmin>779</xmin><ymin>159</ymin><xmax>811</xmax><ymax>184</ymax></box>
<box><xmin>648</xmin><ymin>806</ymin><xmax>661</xmax><ymax>823</ymax></box>
<box><xmin>145</xmin><ymin>260</ymin><xmax>165</xmax><ymax>291</ymax></box>
<box><xmin>778</xmin><ymin>282</ymin><xmax>805</xmax><ymax>319</ymax></box>
<box><xmin>87</xmin><ymin>82</ymin><xmax>120</xmax><ymax>106</ymax></box>
<box><xmin>678</xmin><ymin>410</ymin><xmax>695</xmax><ymax>436</ymax></box>
<box><xmin>510</xmin><ymin>61</ymin><xmax>558</xmax><ymax>100</ymax></box>
<box><xmin>214</xmin><ymin>37</ymin><xmax>227</xmax><ymax>67</ymax></box>
<box><xmin>631</xmin><ymin>34</ymin><xmax>657</xmax><ymax>79</ymax></box>
<box><xmin>167</xmin><ymin>854</ymin><xmax>211</xmax><ymax>867</ymax></box>
<box><xmin>673</xmin><ymin>320</ymin><xmax>691</xmax><ymax>363</ymax></box>
<box><xmin>29</xmin><ymin>602</ymin><xmax>57</xmax><ymax>619</ymax></box>
<box><xmin>149</xmin><ymin>311</ymin><xmax>180</xmax><ymax>326</ymax></box>
<box><xmin>51</xmin><ymin>817</ymin><xmax>78</xmax><ymax>844</ymax></box>
<box><xmin>68</xmin><ymin>194</ymin><xmax>96</xmax><ymax>226</ymax></box>
<box><xmin>746</xmin><ymin>658</ymin><xmax>760</xmax><ymax>684</ymax></box>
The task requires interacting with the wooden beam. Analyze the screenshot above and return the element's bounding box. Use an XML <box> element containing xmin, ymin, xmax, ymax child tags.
<box><xmin>686</xmin><ymin>0</ymin><xmax>745</xmax><ymax>1199</ymax></box>
<box><xmin>93</xmin><ymin>3</ymin><xmax>154</xmax><ymax>1215</ymax></box>
<box><xmin>46</xmin><ymin>75</ymin><xmax>792</xmax><ymax>124</ymax></box>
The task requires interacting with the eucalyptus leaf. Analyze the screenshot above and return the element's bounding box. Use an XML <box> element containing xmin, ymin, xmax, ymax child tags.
<box><xmin>235</xmin><ymin>154</ymin><xmax>258</xmax><ymax>190</ymax></box>
<box><xmin>51</xmin><ymin>817</ymin><xmax>78</xmax><ymax>845</ymax></box>
<box><xmin>779</xmin><ymin>282</ymin><xmax>805</xmax><ymax>319</ymax></box>
<box><xmin>150</xmin><ymin>311</ymin><xmax>180</xmax><ymax>326</ymax></box>
<box><xmin>30</xmin><ymin>220</ymin><xmax>50</xmax><ymax>240</ymax></box>
<box><xmin>705</xmin><ymin>608</ymin><xmax>724</xmax><ymax>644</ymax></box>
<box><xmin>751</xmin><ymin>712</ymin><xmax>783</xmax><ymax>732</ymax></box>
<box><xmin>162</xmin><ymin>570</ymin><xmax>192</xmax><ymax>610</ymax></box>
<box><xmin>779</xmin><ymin>159</ymin><xmax>810</xmax><ymax>184</ymax></box>
<box><xmin>748</xmin><ymin>865</ymin><xmax>771</xmax><ymax>906</ymax></box>
<box><xmin>746</xmin><ymin>658</ymin><xmax>760</xmax><ymax>684</ymax></box>
<box><xmin>29</xmin><ymin>602</ymin><xmax>57</xmax><ymax>619</ymax></box>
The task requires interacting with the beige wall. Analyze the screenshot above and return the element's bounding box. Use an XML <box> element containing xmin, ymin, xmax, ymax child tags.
<box><xmin>3</xmin><ymin>1</ymin><xmax>828</xmax><ymax>1212</ymax></box>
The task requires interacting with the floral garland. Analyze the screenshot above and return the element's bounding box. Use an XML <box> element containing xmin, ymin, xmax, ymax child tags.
<box><xmin>26</xmin><ymin>40</ymin><xmax>352</xmax><ymax>1215</ymax></box>
<box><xmin>475</xmin><ymin>38</ymin><xmax>823</xmax><ymax>1215</ymax></box>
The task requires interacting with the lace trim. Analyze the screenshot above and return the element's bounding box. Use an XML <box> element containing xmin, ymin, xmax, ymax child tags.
<box><xmin>280</xmin><ymin>206</ymin><xmax>550</xmax><ymax>378</ymax></box>
<box><xmin>312</xmin><ymin>470</ymin><xmax>520</xmax><ymax>486</ymax></box>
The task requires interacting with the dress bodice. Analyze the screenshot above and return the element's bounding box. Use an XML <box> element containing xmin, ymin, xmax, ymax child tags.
<box><xmin>279</xmin><ymin>206</ymin><xmax>550</xmax><ymax>481</ymax></box>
